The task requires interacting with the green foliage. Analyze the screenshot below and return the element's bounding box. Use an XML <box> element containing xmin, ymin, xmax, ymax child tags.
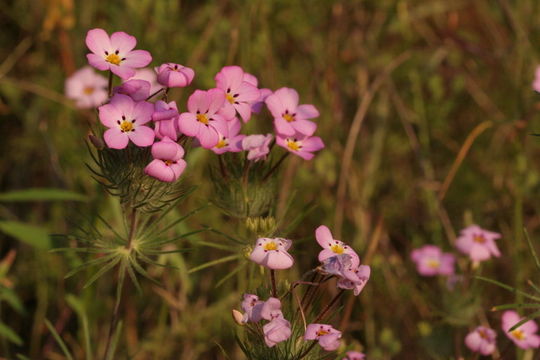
<box><xmin>0</xmin><ymin>221</ymin><xmax>51</xmax><ymax>249</ymax></box>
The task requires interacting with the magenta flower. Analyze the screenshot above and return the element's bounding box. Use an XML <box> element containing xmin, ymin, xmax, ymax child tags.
<box><xmin>304</xmin><ymin>324</ymin><xmax>342</xmax><ymax>351</ymax></box>
<box><xmin>128</xmin><ymin>68</ymin><xmax>162</xmax><ymax>94</ymax></box>
<box><xmin>337</xmin><ymin>264</ymin><xmax>371</xmax><ymax>296</ymax></box>
<box><xmin>215</xmin><ymin>66</ymin><xmax>260</xmax><ymax>123</ymax></box>
<box><xmin>533</xmin><ymin>66</ymin><xmax>540</xmax><ymax>93</ymax></box>
<box><xmin>263</xmin><ymin>316</ymin><xmax>292</xmax><ymax>347</ymax></box>
<box><xmin>65</xmin><ymin>67</ymin><xmax>108</xmax><ymax>109</ymax></box>
<box><xmin>152</xmin><ymin>101</ymin><xmax>180</xmax><ymax>141</ymax></box>
<box><xmin>212</xmin><ymin>117</ymin><xmax>245</xmax><ymax>154</ymax></box>
<box><xmin>242</xmin><ymin>134</ymin><xmax>273</xmax><ymax>161</ymax></box>
<box><xmin>144</xmin><ymin>137</ymin><xmax>186</xmax><ymax>182</ymax></box>
<box><xmin>265</xmin><ymin>87</ymin><xmax>319</xmax><ymax>136</ymax></box>
<box><xmin>343</xmin><ymin>351</ymin><xmax>366</xmax><ymax>360</ymax></box>
<box><xmin>86</xmin><ymin>28</ymin><xmax>152</xmax><ymax>80</ymax></box>
<box><xmin>249</xmin><ymin>238</ymin><xmax>294</xmax><ymax>270</ymax></box>
<box><xmin>98</xmin><ymin>94</ymin><xmax>155</xmax><ymax>149</ymax></box>
<box><xmin>156</xmin><ymin>63</ymin><xmax>195</xmax><ymax>88</ymax></box>
<box><xmin>260</xmin><ymin>297</ymin><xmax>283</xmax><ymax>320</ymax></box>
<box><xmin>465</xmin><ymin>326</ymin><xmax>496</xmax><ymax>355</ymax></box>
<box><xmin>276</xmin><ymin>133</ymin><xmax>324</xmax><ymax>160</ymax></box>
<box><xmin>113</xmin><ymin>79</ymin><xmax>150</xmax><ymax>101</ymax></box>
<box><xmin>502</xmin><ymin>311</ymin><xmax>540</xmax><ymax>349</ymax></box>
<box><xmin>455</xmin><ymin>225</ymin><xmax>501</xmax><ymax>263</ymax></box>
<box><xmin>316</xmin><ymin>225</ymin><xmax>360</xmax><ymax>268</ymax></box>
<box><xmin>240</xmin><ymin>294</ymin><xmax>264</xmax><ymax>323</ymax></box>
<box><xmin>177</xmin><ymin>89</ymin><xmax>228</xmax><ymax>148</ymax></box>
<box><xmin>410</xmin><ymin>245</ymin><xmax>455</xmax><ymax>277</ymax></box>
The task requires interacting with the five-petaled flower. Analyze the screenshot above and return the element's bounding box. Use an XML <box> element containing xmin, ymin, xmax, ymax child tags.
<box><xmin>263</xmin><ymin>316</ymin><xmax>292</xmax><ymax>347</ymax></box>
<box><xmin>144</xmin><ymin>137</ymin><xmax>186</xmax><ymax>182</ymax></box>
<box><xmin>502</xmin><ymin>311</ymin><xmax>540</xmax><ymax>349</ymax></box>
<box><xmin>242</xmin><ymin>134</ymin><xmax>273</xmax><ymax>161</ymax></box>
<box><xmin>410</xmin><ymin>245</ymin><xmax>455</xmax><ymax>277</ymax></box>
<box><xmin>304</xmin><ymin>324</ymin><xmax>342</xmax><ymax>351</ymax></box>
<box><xmin>465</xmin><ymin>326</ymin><xmax>497</xmax><ymax>355</ymax></box>
<box><xmin>212</xmin><ymin>117</ymin><xmax>245</xmax><ymax>154</ymax></box>
<box><xmin>240</xmin><ymin>294</ymin><xmax>264</xmax><ymax>323</ymax></box>
<box><xmin>215</xmin><ymin>66</ymin><xmax>260</xmax><ymax>123</ymax></box>
<box><xmin>265</xmin><ymin>87</ymin><xmax>319</xmax><ymax>136</ymax></box>
<box><xmin>316</xmin><ymin>225</ymin><xmax>360</xmax><ymax>268</ymax></box>
<box><xmin>65</xmin><ymin>66</ymin><xmax>108</xmax><ymax>109</ymax></box>
<box><xmin>98</xmin><ymin>94</ymin><xmax>155</xmax><ymax>149</ymax></box>
<box><xmin>86</xmin><ymin>28</ymin><xmax>152</xmax><ymax>80</ymax></box>
<box><xmin>250</xmin><ymin>237</ymin><xmax>294</xmax><ymax>270</ymax></box>
<box><xmin>455</xmin><ymin>225</ymin><xmax>501</xmax><ymax>264</ymax></box>
<box><xmin>276</xmin><ymin>132</ymin><xmax>324</xmax><ymax>160</ymax></box>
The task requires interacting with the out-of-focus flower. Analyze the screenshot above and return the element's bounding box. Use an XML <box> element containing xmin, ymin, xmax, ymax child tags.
<box><xmin>316</xmin><ymin>225</ymin><xmax>359</xmax><ymax>268</ymax></box>
<box><xmin>113</xmin><ymin>79</ymin><xmax>150</xmax><ymax>101</ymax></box>
<box><xmin>156</xmin><ymin>63</ymin><xmax>195</xmax><ymax>88</ymax></box>
<box><xmin>265</xmin><ymin>87</ymin><xmax>319</xmax><ymax>136</ymax></box>
<box><xmin>242</xmin><ymin>134</ymin><xmax>273</xmax><ymax>161</ymax></box>
<box><xmin>212</xmin><ymin>117</ymin><xmax>245</xmax><ymax>154</ymax></box>
<box><xmin>177</xmin><ymin>89</ymin><xmax>228</xmax><ymax>148</ymax></box>
<box><xmin>502</xmin><ymin>311</ymin><xmax>540</xmax><ymax>349</ymax></box>
<box><xmin>343</xmin><ymin>351</ymin><xmax>366</xmax><ymax>360</ymax></box>
<box><xmin>337</xmin><ymin>264</ymin><xmax>371</xmax><ymax>296</ymax></box>
<box><xmin>263</xmin><ymin>316</ymin><xmax>291</xmax><ymax>347</ymax></box>
<box><xmin>144</xmin><ymin>137</ymin><xmax>186</xmax><ymax>182</ymax></box>
<box><xmin>152</xmin><ymin>101</ymin><xmax>180</xmax><ymax>140</ymax></box>
<box><xmin>249</xmin><ymin>238</ymin><xmax>294</xmax><ymax>270</ymax></box>
<box><xmin>276</xmin><ymin>132</ymin><xmax>324</xmax><ymax>160</ymax></box>
<box><xmin>455</xmin><ymin>225</ymin><xmax>501</xmax><ymax>263</ymax></box>
<box><xmin>86</xmin><ymin>28</ymin><xmax>152</xmax><ymax>79</ymax></box>
<box><xmin>215</xmin><ymin>66</ymin><xmax>260</xmax><ymax>123</ymax></box>
<box><xmin>533</xmin><ymin>66</ymin><xmax>540</xmax><ymax>93</ymax></box>
<box><xmin>304</xmin><ymin>324</ymin><xmax>342</xmax><ymax>351</ymax></box>
<box><xmin>98</xmin><ymin>94</ymin><xmax>154</xmax><ymax>149</ymax></box>
<box><xmin>128</xmin><ymin>68</ymin><xmax>161</xmax><ymax>94</ymax></box>
<box><xmin>465</xmin><ymin>326</ymin><xmax>496</xmax><ymax>355</ymax></box>
<box><xmin>240</xmin><ymin>294</ymin><xmax>264</xmax><ymax>323</ymax></box>
<box><xmin>65</xmin><ymin>67</ymin><xmax>108</xmax><ymax>109</ymax></box>
<box><xmin>410</xmin><ymin>245</ymin><xmax>455</xmax><ymax>277</ymax></box>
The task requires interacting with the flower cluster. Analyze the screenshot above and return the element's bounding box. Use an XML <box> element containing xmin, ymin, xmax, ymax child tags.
<box><xmin>66</xmin><ymin>28</ymin><xmax>325</xmax><ymax>184</ymax></box>
<box><xmin>235</xmin><ymin>225</ymin><xmax>370</xmax><ymax>357</ymax></box>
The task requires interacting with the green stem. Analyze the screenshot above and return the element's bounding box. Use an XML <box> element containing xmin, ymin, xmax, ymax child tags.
<box><xmin>296</xmin><ymin>341</ymin><xmax>317</xmax><ymax>360</ymax></box>
<box><xmin>262</xmin><ymin>152</ymin><xmax>289</xmax><ymax>182</ymax></box>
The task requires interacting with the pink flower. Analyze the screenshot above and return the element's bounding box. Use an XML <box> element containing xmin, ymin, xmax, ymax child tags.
<box><xmin>260</xmin><ymin>297</ymin><xmax>283</xmax><ymax>320</ymax></box>
<box><xmin>240</xmin><ymin>294</ymin><xmax>264</xmax><ymax>323</ymax></box>
<box><xmin>113</xmin><ymin>79</ymin><xmax>150</xmax><ymax>101</ymax></box>
<box><xmin>156</xmin><ymin>63</ymin><xmax>195</xmax><ymax>88</ymax></box>
<box><xmin>410</xmin><ymin>245</ymin><xmax>455</xmax><ymax>277</ymax></box>
<box><xmin>316</xmin><ymin>226</ymin><xmax>360</xmax><ymax>268</ymax></box>
<box><xmin>465</xmin><ymin>326</ymin><xmax>496</xmax><ymax>355</ymax></box>
<box><xmin>242</xmin><ymin>134</ymin><xmax>273</xmax><ymax>161</ymax></box>
<box><xmin>276</xmin><ymin>132</ymin><xmax>324</xmax><ymax>160</ymax></box>
<box><xmin>128</xmin><ymin>68</ymin><xmax>162</xmax><ymax>94</ymax></box>
<box><xmin>65</xmin><ymin>67</ymin><xmax>108</xmax><ymax>109</ymax></box>
<box><xmin>337</xmin><ymin>264</ymin><xmax>371</xmax><ymax>296</ymax></box>
<box><xmin>152</xmin><ymin>101</ymin><xmax>180</xmax><ymax>140</ymax></box>
<box><xmin>98</xmin><ymin>94</ymin><xmax>155</xmax><ymax>149</ymax></box>
<box><xmin>502</xmin><ymin>311</ymin><xmax>540</xmax><ymax>349</ymax></box>
<box><xmin>86</xmin><ymin>28</ymin><xmax>152</xmax><ymax>80</ymax></box>
<box><xmin>215</xmin><ymin>66</ymin><xmax>260</xmax><ymax>123</ymax></box>
<box><xmin>304</xmin><ymin>324</ymin><xmax>342</xmax><ymax>351</ymax></box>
<box><xmin>533</xmin><ymin>66</ymin><xmax>540</xmax><ymax>93</ymax></box>
<box><xmin>212</xmin><ymin>117</ymin><xmax>245</xmax><ymax>154</ymax></box>
<box><xmin>249</xmin><ymin>238</ymin><xmax>294</xmax><ymax>270</ymax></box>
<box><xmin>265</xmin><ymin>87</ymin><xmax>319</xmax><ymax>136</ymax></box>
<box><xmin>263</xmin><ymin>316</ymin><xmax>292</xmax><ymax>347</ymax></box>
<box><xmin>455</xmin><ymin>225</ymin><xmax>501</xmax><ymax>263</ymax></box>
<box><xmin>343</xmin><ymin>351</ymin><xmax>366</xmax><ymax>360</ymax></box>
<box><xmin>252</xmin><ymin>88</ymin><xmax>272</xmax><ymax>113</ymax></box>
<box><xmin>177</xmin><ymin>89</ymin><xmax>228</xmax><ymax>148</ymax></box>
<box><xmin>144</xmin><ymin>137</ymin><xmax>186</xmax><ymax>182</ymax></box>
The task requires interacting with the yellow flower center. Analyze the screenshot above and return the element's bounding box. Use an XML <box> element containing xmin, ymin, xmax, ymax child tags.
<box><xmin>196</xmin><ymin>113</ymin><xmax>209</xmax><ymax>125</ymax></box>
<box><xmin>512</xmin><ymin>329</ymin><xmax>525</xmax><ymax>340</ymax></box>
<box><xmin>83</xmin><ymin>86</ymin><xmax>95</xmax><ymax>95</ymax></box>
<box><xmin>105</xmin><ymin>53</ymin><xmax>122</xmax><ymax>65</ymax></box>
<box><xmin>120</xmin><ymin>120</ymin><xmax>133</xmax><ymax>132</ymax></box>
<box><xmin>478</xmin><ymin>329</ymin><xmax>489</xmax><ymax>339</ymax></box>
<box><xmin>283</xmin><ymin>113</ymin><xmax>295</xmax><ymax>122</ymax></box>
<box><xmin>473</xmin><ymin>235</ymin><xmax>486</xmax><ymax>243</ymax></box>
<box><xmin>164</xmin><ymin>160</ymin><xmax>174</xmax><ymax>166</ymax></box>
<box><xmin>264</xmin><ymin>241</ymin><xmax>278</xmax><ymax>251</ymax></box>
<box><xmin>226</xmin><ymin>93</ymin><xmax>235</xmax><ymax>104</ymax></box>
<box><xmin>427</xmin><ymin>259</ymin><xmax>440</xmax><ymax>269</ymax></box>
<box><xmin>330</xmin><ymin>244</ymin><xmax>344</xmax><ymax>254</ymax></box>
<box><xmin>316</xmin><ymin>329</ymin><xmax>329</xmax><ymax>336</ymax></box>
<box><xmin>287</xmin><ymin>139</ymin><xmax>301</xmax><ymax>151</ymax></box>
<box><xmin>216</xmin><ymin>138</ymin><xmax>228</xmax><ymax>148</ymax></box>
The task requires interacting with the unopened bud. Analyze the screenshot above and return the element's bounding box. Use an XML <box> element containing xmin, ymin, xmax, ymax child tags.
<box><xmin>232</xmin><ymin>309</ymin><xmax>244</xmax><ymax>325</ymax></box>
<box><xmin>88</xmin><ymin>134</ymin><xmax>105</xmax><ymax>149</ymax></box>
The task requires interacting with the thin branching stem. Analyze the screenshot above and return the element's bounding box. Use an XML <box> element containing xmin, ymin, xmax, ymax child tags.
<box><xmin>146</xmin><ymin>87</ymin><xmax>165</xmax><ymax>101</ymax></box>
<box><xmin>313</xmin><ymin>289</ymin><xmax>345</xmax><ymax>323</ymax></box>
<box><xmin>218</xmin><ymin>156</ymin><xmax>229</xmax><ymax>179</ymax></box>
<box><xmin>270</xmin><ymin>270</ymin><xmax>277</xmax><ymax>298</ymax></box>
<box><xmin>296</xmin><ymin>341</ymin><xmax>317</xmax><ymax>360</ymax></box>
<box><xmin>262</xmin><ymin>153</ymin><xmax>289</xmax><ymax>182</ymax></box>
<box><xmin>107</xmin><ymin>71</ymin><xmax>113</xmax><ymax>97</ymax></box>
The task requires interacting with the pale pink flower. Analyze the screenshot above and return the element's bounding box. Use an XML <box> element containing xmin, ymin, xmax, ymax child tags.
<box><xmin>177</xmin><ymin>89</ymin><xmax>228</xmax><ymax>149</ymax></box>
<box><xmin>465</xmin><ymin>326</ymin><xmax>496</xmax><ymax>355</ymax></box>
<box><xmin>215</xmin><ymin>66</ymin><xmax>260</xmax><ymax>123</ymax></box>
<box><xmin>211</xmin><ymin>117</ymin><xmax>245</xmax><ymax>154</ymax></box>
<box><xmin>410</xmin><ymin>245</ymin><xmax>455</xmax><ymax>277</ymax></box>
<box><xmin>86</xmin><ymin>28</ymin><xmax>152</xmax><ymax>80</ymax></box>
<box><xmin>260</xmin><ymin>297</ymin><xmax>283</xmax><ymax>320</ymax></box>
<box><xmin>533</xmin><ymin>66</ymin><xmax>540</xmax><ymax>93</ymax></box>
<box><xmin>502</xmin><ymin>311</ymin><xmax>540</xmax><ymax>349</ymax></box>
<box><xmin>337</xmin><ymin>264</ymin><xmax>371</xmax><ymax>296</ymax></box>
<box><xmin>316</xmin><ymin>225</ymin><xmax>360</xmax><ymax>268</ymax></box>
<box><xmin>343</xmin><ymin>351</ymin><xmax>366</xmax><ymax>360</ymax></box>
<box><xmin>240</xmin><ymin>294</ymin><xmax>264</xmax><ymax>323</ymax></box>
<box><xmin>455</xmin><ymin>225</ymin><xmax>501</xmax><ymax>263</ymax></box>
<box><xmin>65</xmin><ymin>66</ymin><xmax>108</xmax><ymax>109</ymax></box>
<box><xmin>276</xmin><ymin>132</ymin><xmax>324</xmax><ymax>160</ymax></box>
<box><xmin>263</xmin><ymin>316</ymin><xmax>292</xmax><ymax>347</ymax></box>
<box><xmin>144</xmin><ymin>137</ymin><xmax>186</xmax><ymax>182</ymax></box>
<box><xmin>265</xmin><ymin>87</ymin><xmax>319</xmax><ymax>136</ymax></box>
<box><xmin>98</xmin><ymin>94</ymin><xmax>154</xmax><ymax>149</ymax></box>
<box><xmin>304</xmin><ymin>324</ymin><xmax>342</xmax><ymax>351</ymax></box>
<box><xmin>128</xmin><ymin>68</ymin><xmax>161</xmax><ymax>94</ymax></box>
<box><xmin>250</xmin><ymin>238</ymin><xmax>294</xmax><ymax>270</ymax></box>
<box><xmin>242</xmin><ymin>134</ymin><xmax>273</xmax><ymax>161</ymax></box>
<box><xmin>113</xmin><ymin>79</ymin><xmax>150</xmax><ymax>101</ymax></box>
<box><xmin>156</xmin><ymin>63</ymin><xmax>195</xmax><ymax>88</ymax></box>
<box><xmin>152</xmin><ymin>101</ymin><xmax>180</xmax><ymax>140</ymax></box>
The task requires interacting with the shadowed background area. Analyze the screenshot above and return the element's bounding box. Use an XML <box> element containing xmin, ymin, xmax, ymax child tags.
<box><xmin>2</xmin><ymin>0</ymin><xmax>540</xmax><ymax>358</ymax></box>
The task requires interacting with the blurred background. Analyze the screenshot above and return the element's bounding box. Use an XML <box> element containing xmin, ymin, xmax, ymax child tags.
<box><xmin>2</xmin><ymin>0</ymin><xmax>540</xmax><ymax>358</ymax></box>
